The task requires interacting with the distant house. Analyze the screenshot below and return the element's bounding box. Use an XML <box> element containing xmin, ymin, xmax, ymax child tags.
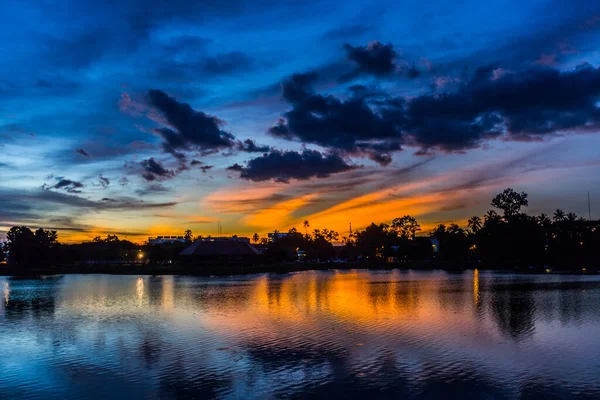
<box><xmin>267</xmin><ymin>232</ymin><xmax>289</xmax><ymax>242</ymax></box>
<box><xmin>149</xmin><ymin>235</ymin><xmax>186</xmax><ymax>245</ymax></box>
<box><xmin>210</xmin><ymin>236</ymin><xmax>251</xmax><ymax>243</ymax></box>
<box><xmin>179</xmin><ymin>237</ymin><xmax>261</xmax><ymax>264</ymax></box>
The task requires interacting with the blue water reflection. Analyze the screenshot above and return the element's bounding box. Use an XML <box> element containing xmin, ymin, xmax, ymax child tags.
<box><xmin>1</xmin><ymin>271</ymin><xmax>599</xmax><ymax>399</ymax></box>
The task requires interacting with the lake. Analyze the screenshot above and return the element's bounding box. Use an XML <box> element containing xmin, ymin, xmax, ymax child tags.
<box><xmin>1</xmin><ymin>271</ymin><xmax>599</xmax><ymax>399</ymax></box>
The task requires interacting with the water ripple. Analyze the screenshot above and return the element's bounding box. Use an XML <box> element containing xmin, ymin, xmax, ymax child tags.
<box><xmin>1</xmin><ymin>272</ymin><xmax>600</xmax><ymax>399</ymax></box>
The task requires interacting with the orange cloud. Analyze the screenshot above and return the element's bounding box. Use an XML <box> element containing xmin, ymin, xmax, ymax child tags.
<box><xmin>243</xmin><ymin>193</ymin><xmax>318</xmax><ymax>230</ymax></box>
<box><xmin>187</xmin><ymin>215</ymin><xmax>219</xmax><ymax>224</ymax></box>
<box><xmin>203</xmin><ymin>184</ymin><xmax>283</xmax><ymax>214</ymax></box>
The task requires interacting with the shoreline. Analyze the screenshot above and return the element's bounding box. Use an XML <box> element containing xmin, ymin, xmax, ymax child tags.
<box><xmin>1</xmin><ymin>262</ymin><xmax>598</xmax><ymax>277</ymax></box>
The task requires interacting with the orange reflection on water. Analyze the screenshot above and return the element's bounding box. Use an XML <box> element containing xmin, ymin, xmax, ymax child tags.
<box><xmin>200</xmin><ymin>271</ymin><xmax>478</xmax><ymax>346</ymax></box>
<box><xmin>136</xmin><ymin>277</ymin><xmax>145</xmax><ymax>306</ymax></box>
<box><xmin>473</xmin><ymin>269</ymin><xmax>480</xmax><ymax>307</ymax></box>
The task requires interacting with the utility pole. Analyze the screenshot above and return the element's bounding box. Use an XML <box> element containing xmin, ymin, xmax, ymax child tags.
<box><xmin>588</xmin><ymin>192</ymin><xmax>592</xmax><ymax>220</ymax></box>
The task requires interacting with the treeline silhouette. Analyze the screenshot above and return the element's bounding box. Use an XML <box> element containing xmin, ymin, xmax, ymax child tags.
<box><xmin>256</xmin><ymin>188</ymin><xmax>599</xmax><ymax>270</ymax></box>
<box><xmin>1</xmin><ymin>188</ymin><xmax>598</xmax><ymax>271</ymax></box>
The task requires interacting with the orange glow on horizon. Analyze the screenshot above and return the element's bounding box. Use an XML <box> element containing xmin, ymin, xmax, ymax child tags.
<box><xmin>243</xmin><ymin>193</ymin><xmax>318</xmax><ymax>230</ymax></box>
<box><xmin>22</xmin><ymin>157</ymin><xmax>532</xmax><ymax>243</ymax></box>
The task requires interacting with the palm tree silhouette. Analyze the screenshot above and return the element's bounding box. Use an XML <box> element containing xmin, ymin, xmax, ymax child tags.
<box><xmin>485</xmin><ymin>210</ymin><xmax>500</xmax><ymax>222</ymax></box>
<box><xmin>537</xmin><ymin>213</ymin><xmax>551</xmax><ymax>227</ymax></box>
<box><xmin>553</xmin><ymin>209</ymin><xmax>565</xmax><ymax>222</ymax></box>
<box><xmin>252</xmin><ymin>233</ymin><xmax>259</xmax><ymax>244</ymax></box>
<box><xmin>467</xmin><ymin>216</ymin><xmax>482</xmax><ymax>233</ymax></box>
<box><xmin>303</xmin><ymin>220</ymin><xmax>310</xmax><ymax>235</ymax></box>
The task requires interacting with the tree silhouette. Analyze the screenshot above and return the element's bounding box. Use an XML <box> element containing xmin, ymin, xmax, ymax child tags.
<box><xmin>468</xmin><ymin>216</ymin><xmax>482</xmax><ymax>233</ymax></box>
<box><xmin>303</xmin><ymin>220</ymin><xmax>310</xmax><ymax>235</ymax></box>
<box><xmin>431</xmin><ymin>223</ymin><xmax>469</xmax><ymax>263</ymax></box>
<box><xmin>491</xmin><ymin>188</ymin><xmax>528</xmax><ymax>217</ymax></box>
<box><xmin>391</xmin><ymin>215</ymin><xmax>421</xmax><ymax>239</ymax></box>
<box><xmin>537</xmin><ymin>213</ymin><xmax>551</xmax><ymax>227</ymax></box>
<box><xmin>106</xmin><ymin>234</ymin><xmax>119</xmax><ymax>242</ymax></box>
<box><xmin>7</xmin><ymin>226</ymin><xmax>35</xmax><ymax>265</ymax></box>
<box><xmin>0</xmin><ymin>242</ymin><xmax>6</xmax><ymax>263</ymax></box>
<box><xmin>354</xmin><ymin>223</ymin><xmax>393</xmax><ymax>259</ymax></box>
<box><xmin>184</xmin><ymin>229</ymin><xmax>193</xmax><ymax>243</ymax></box>
<box><xmin>6</xmin><ymin>226</ymin><xmax>58</xmax><ymax>266</ymax></box>
<box><xmin>321</xmin><ymin>229</ymin><xmax>339</xmax><ymax>242</ymax></box>
<box><xmin>484</xmin><ymin>210</ymin><xmax>501</xmax><ymax>226</ymax></box>
<box><xmin>252</xmin><ymin>233</ymin><xmax>260</xmax><ymax>244</ymax></box>
<box><xmin>553</xmin><ymin>209</ymin><xmax>566</xmax><ymax>222</ymax></box>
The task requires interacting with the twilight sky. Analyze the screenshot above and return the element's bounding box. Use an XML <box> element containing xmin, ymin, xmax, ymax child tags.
<box><xmin>2</xmin><ymin>0</ymin><xmax>600</xmax><ymax>242</ymax></box>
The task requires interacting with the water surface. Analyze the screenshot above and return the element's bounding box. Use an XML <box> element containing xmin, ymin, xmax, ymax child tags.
<box><xmin>1</xmin><ymin>270</ymin><xmax>599</xmax><ymax>399</ymax></box>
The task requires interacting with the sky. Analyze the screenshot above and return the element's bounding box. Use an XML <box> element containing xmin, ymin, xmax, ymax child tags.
<box><xmin>2</xmin><ymin>0</ymin><xmax>600</xmax><ymax>243</ymax></box>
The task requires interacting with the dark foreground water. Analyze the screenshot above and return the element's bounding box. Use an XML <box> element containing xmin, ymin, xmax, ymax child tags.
<box><xmin>1</xmin><ymin>271</ymin><xmax>599</xmax><ymax>399</ymax></box>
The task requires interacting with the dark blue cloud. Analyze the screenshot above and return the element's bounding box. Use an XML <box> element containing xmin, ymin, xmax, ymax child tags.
<box><xmin>50</xmin><ymin>178</ymin><xmax>84</xmax><ymax>193</ymax></box>
<box><xmin>227</xmin><ymin>149</ymin><xmax>356</xmax><ymax>183</ymax></box>
<box><xmin>145</xmin><ymin>90</ymin><xmax>277</xmax><ymax>161</ymax></box>
<box><xmin>98</xmin><ymin>174</ymin><xmax>110</xmax><ymax>188</ymax></box>
<box><xmin>140</xmin><ymin>158</ymin><xmax>176</xmax><ymax>182</ymax></box>
<box><xmin>270</xmin><ymin>63</ymin><xmax>600</xmax><ymax>159</ymax></box>
<box><xmin>268</xmin><ymin>71</ymin><xmax>403</xmax><ymax>165</ymax></box>
<box><xmin>235</xmin><ymin>139</ymin><xmax>271</xmax><ymax>153</ymax></box>
<box><xmin>343</xmin><ymin>41</ymin><xmax>398</xmax><ymax>77</ymax></box>
<box><xmin>403</xmin><ymin>64</ymin><xmax>600</xmax><ymax>152</ymax></box>
<box><xmin>146</xmin><ymin>89</ymin><xmax>236</xmax><ymax>158</ymax></box>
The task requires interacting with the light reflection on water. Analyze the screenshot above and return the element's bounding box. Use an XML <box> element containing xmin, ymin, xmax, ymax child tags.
<box><xmin>3</xmin><ymin>281</ymin><xmax>8</xmax><ymax>306</ymax></box>
<box><xmin>0</xmin><ymin>271</ymin><xmax>599</xmax><ymax>399</ymax></box>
